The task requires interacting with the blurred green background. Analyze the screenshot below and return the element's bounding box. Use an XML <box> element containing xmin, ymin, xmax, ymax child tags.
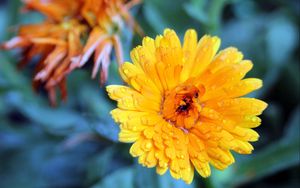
<box><xmin>0</xmin><ymin>0</ymin><xmax>299</xmax><ymax>187</ymax></box>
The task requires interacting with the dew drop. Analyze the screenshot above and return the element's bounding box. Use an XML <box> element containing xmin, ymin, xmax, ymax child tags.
<box><xmin>206</xmin><ymin>133</ymin><xmax>211</xmax><ymax>138</ymax></box>
<box><xmin>116</xmin><ymin>88</ymin><xmax>126</xmax><ymax>93</ymax></box>
<box><xmin>216</xmin><ymin>125</ymin><xmax>222</xmax><ymax>131</ymax></box>
<box><xmin>163</xmin><ymin>162</ymin><xmax>168</xmax><ymax>168</ymax></box>
<box><xmin>218</xmin><ymin>101</ymin><xmax>224</xmax><ymax>107</ymax></box>
<box><xmin>244</xmin><ymin>115</ymin><xmax>251</xmax><ymax>121</ymax></box>
<box><xmin>127</xmin><ymin>114</ymin><xmax>133</xmax><ymax>120</ymax></box>
<box><xmin>251</xmin><ymin>117</ymin><xmax>257</xmax><ymax>122</ymax></box>
<box><xmin>211</xmin><ymin>85</ymin><xmax>217</xmax><ymax>89</ymax></box>
<box><xmin>145</xmin><ymin>142</ymin><xmax>152</xmax><ymax>149</ymax></box>
<box><xmin>123</xmin><ymin>69</ymin><xmax>129</xmax><ymax>75</ymax></box>
<box><xmin>133</xmin><ymin>99</ymin><xmax>139</xmax><ymax>106</ymax></box>
<box><xmin>141</xmin><ymin>116</ymin><xmax>148</xmax><ymax>124</ymax></box>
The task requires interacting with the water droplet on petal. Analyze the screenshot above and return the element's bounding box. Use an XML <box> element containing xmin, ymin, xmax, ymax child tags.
<box><xmin>123</xmin><ymin>69</ymin><xmax>129</xmax><ymax>74</ymax></box>
<box><xmin>145</xmin><ymin>142</ymin><xmax>152</xmax><ymax>149</ymax></box>
<box><xmin>251</xmin><ymin>117</ymin><xmax>258</xmax><ymax>122</ymax></box>
<box><xmin>141</xmin><ymin>116</ymin><xmax>148</xmax><ymax>124</ymax></box>
<box><xmin>163</xmin><ymin>163</ymin><xmax>168</xmax><ymax>168</ymax></box>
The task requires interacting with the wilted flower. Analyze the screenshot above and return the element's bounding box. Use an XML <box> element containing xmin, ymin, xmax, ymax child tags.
<box><xmin>1</xmin><ymin>0</ymin><xmax>142</xmax><ymax>105</ymax></box>
<box><xmin>107</xmin><ymin>29</ymin><xmax>267</xmax><ymax>183</ymax></box>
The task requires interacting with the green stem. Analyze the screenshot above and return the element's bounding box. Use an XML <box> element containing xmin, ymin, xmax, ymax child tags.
<box><xmin>207</xmin><ymin>0</ymin><xmax>227</xmax><ymax>34</ymax></box>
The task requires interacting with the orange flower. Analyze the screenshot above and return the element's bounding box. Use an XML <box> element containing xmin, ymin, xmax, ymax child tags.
<box><xmin>1</xmin><ymin>0</ymin><xmax>142</xmax><ymax>105</ymax></box>
<box><xmin>71</xmin><ymin>0</ymin><xmax>143</xmax><ymax>85</ymax></box>
<box><xmin>107</xmin><ymin>29</ymin><xmax>268</xmax><ymax>183</ymax></box>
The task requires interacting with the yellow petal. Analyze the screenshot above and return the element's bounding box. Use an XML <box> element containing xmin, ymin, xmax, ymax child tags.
<box><xmin>119</xmin><ymin>129</ymin><xmax>140</xmax><ymax>143</ymax></box>
<box><xmin>228</xmin><ymin>126</ymin><xmax>260</xmax><ymax>142</ymax></box>
<box><xmin>207</xmin><ymin>47</ymin><xmax>243</xmax><ymax>74</ymax></box>
<box><xmin>107</xmin><ymin>85</ymin><xmax>160</xmax><ymax>104</ymax></box>
<box><xmin>129</xmin><ymin>139</ymin><xmax>144</xmax><ymax>157</ymax></box>
<box><xmin>238</xmin><ymin>116</ymin><xmax>262</xmax><ymax>128</ymax></box>
<box><xmin>107</xmin><ymin>85</ymin><xmax>160</xmax><ymax>112</ymax></box>
<box><xmin>181</xmin><ymin>162</ymin><xmax>194</xmax><ymax>184</ymax></box>
<box><xmin>130</xmin><ymin>37</ymin><xmax>165</xmax><ymax>92</ymax></box>
<box><xmin>223</xmin><ymin>78</ymin><xmax>263</xmax><ymax>98</ymax></box>
<box><xmin>216</xmin><ymin>98</ymin><xmax>268</xmax><ymax>116</ymax></box>
<box><xmin>145</xmin><ymin>149</ymin><xmax>158</xmax><ymax>167</ymax></box>
<box><xmin>156</xmin><ymin>166</ymin><xmax>168</xmax><ymax>175</ymax></box>
<box><xmin>231</xmin><ymin>140</ymin><xmax>254</xmax><ymax>154</ymax></box>
<box><xmin>119</xmin><ymin>62</ymin><xmax>161</xmax><ymax>95</ymax></box>
<box><xmin>207</xmin><ymin>148</ymin><xmax>234</xmax><ymax>165</ymax></box>
<box><xmin>191</xmin><ymin>159</ymin><xmax>211</xmax><ymax>178</ymax></box>
<box><xmin>183</xmin><ymin>29</ymin><xmax>198</xmax><ymax>60</ymax></box>
<box><xmin>191</xmin><ymin>35</ymin><xmax>221</xmax><ymax>77</ymax></box>
<box><xmin>200</xmin><ymin>60</ymin><xmax>254</xmax><ymax>102</ymax></box>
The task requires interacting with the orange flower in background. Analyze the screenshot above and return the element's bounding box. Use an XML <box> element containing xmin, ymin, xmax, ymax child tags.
<box><xmin>71</xmin><ymin>0</ymin><xmax>143</xmax><ymax>85</ymax></box>
<box><xmin>1</xmin><ymin>0</ymin><xmax>142</xmax><ymax>105</ymax></box>
<box><xmin>107</xmin><ymin>29</ymin><xmax>267</xmax><ymax>183</ymax></box>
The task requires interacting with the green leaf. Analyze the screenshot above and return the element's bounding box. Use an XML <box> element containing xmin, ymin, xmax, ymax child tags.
<box><xmin>78</xmin><ymin>85</ymin><xmax>119</xmax><ymax>141</ymax></box>
<box><xmin>4</xmin><ymin>94</ymin><xmax>87</xmax><ymax>134</ymax></box>
<box><xmin>183</xmin><ymin>2</ymin><xmax>208</xmax><ymax>25</ymax></box>
<box><xmin>0</xmin><ymin>53</ymin><xmax>32</xmax><ymax>95</ymax></box>
<box><xmin>233</xmin><ymin>0</ymin><xmax>257</xmax><ymax>19</ymax></box>
<box><xmin>184</xmin><ymin>0</ymin><xmax>234</xmax><ymax>34</ymax></box>
<box><xmin>91</xmin><ymin>167</ymin><xmax>134</xmax><ymax>188</ymax></box>
<box><xmin>143</xmin><ymin>0</ymin><xmax>195</xmax><ymax>34</ymax></box>
<box><xmin>278</xmin><ymin>62</ymin><xmax>300</xmax><ymax>102</ymax></box>
<box><xmin>21</xmin><ymin>106</ymin><xmax>87</xmax><ymax>133</ymax></box>
<box><xmin>253</xmin><ymin>15</ymin><xmax>299</xmax><ymax>98</ymax></box>
<box><xmin>91</xmin><ymin>121</ymin><xmax>119</xmax><ymax>142</ymax></box>
<box><xmin>0</xmin><ymin>125</ymin><xmax>97</xmax><ymax>188</ymax></box>
<box><xmin>134</xmin><ymin>166</ymin><xmax>160</xmax><ymax>188</ymax></box>
<box><xmin>86</xmin><ymin>147</ymin><xmax>115</xmax><ymax>186</ymax></box>
<box><xmin>283</xmin><ymin>107</ymin><xmax>300</xmax><ymax>143</ymax></box>
<box><xmin>79</xmin><ymin>85</ymin><xmax>114</xmax><ymax>118</ymax></box>
<box><xmin>143</xmin><ymin>1</ymin><xmax>170</xmax><ymax>33</ymax></box>
<box><xmin>266</xmin><ymin>16</ymin><xmax>298</xmax><ymax>65</ymax></box>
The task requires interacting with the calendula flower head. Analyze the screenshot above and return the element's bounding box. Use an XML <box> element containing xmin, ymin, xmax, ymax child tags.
<box><xmin>107</xmin><ymin>29</ymin><xmax>268</xmax><ymax>184</ymax></box>
<box><xmin>1</xmin><ymin>0</ymin><xmax>142</xmax><ymax>105</ymax></box>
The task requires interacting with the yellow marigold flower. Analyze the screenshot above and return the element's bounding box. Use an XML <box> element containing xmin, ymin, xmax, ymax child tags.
<box><xmin>107</xmin><ymin>29</ymin><xmax>268</xmax><ymax>184</ymax></box>
<box><xmin>1</xmin><ymin>0</ymin><xmax>142</xmax><ymax>105</ymax></box>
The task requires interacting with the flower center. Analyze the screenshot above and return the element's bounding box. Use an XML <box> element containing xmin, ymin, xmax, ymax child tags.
<box><xmin>162</xmin><ymin>84</ymin><xmax>204</xmax><ymax>131</ymax></box>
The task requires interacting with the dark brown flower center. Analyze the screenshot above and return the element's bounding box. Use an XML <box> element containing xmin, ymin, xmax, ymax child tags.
<box><xmin>162</xmin><ymin>84</ymin><xmax>204</xmax><ymax>130</ymax></box>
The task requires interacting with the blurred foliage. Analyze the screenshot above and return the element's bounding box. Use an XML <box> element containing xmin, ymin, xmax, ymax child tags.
<box><xmin>0</xmin><ymin>0</ymin><xmax>299</xmax><ymax>187</ymax></box>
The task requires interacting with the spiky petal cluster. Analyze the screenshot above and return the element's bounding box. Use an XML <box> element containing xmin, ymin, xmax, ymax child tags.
<box><xmin>1</xmin><ymin>0</ymin><xmax>142</xmax><ymax>105</ymax></box>
<box><xmin>107</xmin><ymin>29</ymin><xmax>267</xmax><ymax>184</ymax></box>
